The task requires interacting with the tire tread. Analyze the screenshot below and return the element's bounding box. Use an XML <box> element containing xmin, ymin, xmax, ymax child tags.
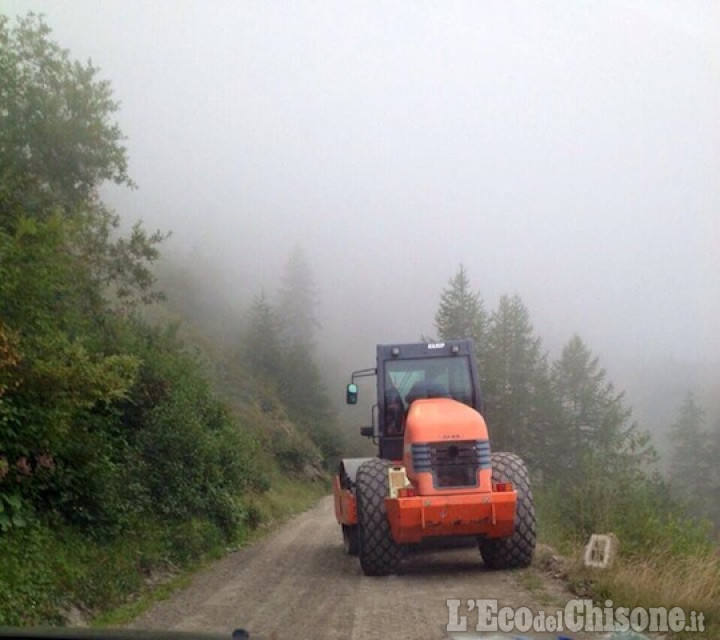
<box><xmin>479</xmin><ymin>452</ymin><xmax>536</xmax><ymax>569</ymax></box>
<box><xmin>356</xmin><ymin>458</ymin><xmax>405</xmax><ymax>576</ymax></box>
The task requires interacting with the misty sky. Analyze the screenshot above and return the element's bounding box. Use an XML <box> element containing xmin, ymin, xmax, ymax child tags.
<box><xmin>4</xmin><ymin>1</ymin><xmax>719</xmax><ymax>369</ymax></box>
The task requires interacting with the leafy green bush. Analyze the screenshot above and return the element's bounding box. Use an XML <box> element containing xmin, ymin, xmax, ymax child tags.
<box><xmin>116</xmin><ymin>322</ymin><xmax>268</xmax><ymax>533</ymax></box>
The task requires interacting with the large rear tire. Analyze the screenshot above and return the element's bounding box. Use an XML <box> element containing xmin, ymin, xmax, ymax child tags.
<box><xmin>479</xmin><ymin>452</ymin><xmax>536</xmax><ymax>569</ymax></box>
<box><xmin>356</xmin><ymin>458</ymin><xmax>405</xmax><ymax>576</ymax></box>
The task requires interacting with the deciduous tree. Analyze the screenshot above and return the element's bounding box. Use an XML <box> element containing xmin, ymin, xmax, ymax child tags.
<box><xmin>0</xmin><ymin>14</ymin><xmax>165</xmax><ymax>309</ymax></box>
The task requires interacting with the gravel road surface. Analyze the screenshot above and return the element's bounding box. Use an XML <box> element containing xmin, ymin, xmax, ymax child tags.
<box><xmin>129</xmin><ymin>497</ymin><xmax>602</xmax><ymax>640</ymax></box>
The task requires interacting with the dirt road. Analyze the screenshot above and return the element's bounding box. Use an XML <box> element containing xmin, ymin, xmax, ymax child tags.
<box><xmin>129</xmin><ymin>497</ymin><xmax>600</xmax><ymax>640</ymax></box>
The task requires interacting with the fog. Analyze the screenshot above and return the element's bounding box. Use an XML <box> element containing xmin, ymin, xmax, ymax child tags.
<box><xmin>5</xmin><ymin>1</ymin><xmax>719</xmax><ymax>429</ymax></box>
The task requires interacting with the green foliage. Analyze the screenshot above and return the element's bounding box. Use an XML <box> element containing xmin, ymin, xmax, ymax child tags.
<box><xmin>428</xmin><ymin>267</ymin><xmax>712</xmax><ymax>561</ymax></box>
<box><xmin>118</xmin><ymin>321</ymin><xmax>270</xmax><ymax>532</ymax></box>
<box><xmin>0</xmin><ymin>12</ymin><xmax>271</xmax><ymax>545</ymax></box>
<box><xmin>667</xmin><ymin>392</ymin><xmax>710</xmax><ymax>516</ymax></box>
<box><xmin>434</xmin><ymin>264</ymin><xmax>486</xmax><ymax>345</ymax></box>
<box><xmin>0</xmin><ymin>516</ymin><xmax>229</xmax><ymax>626</ymax></box>
<box><xmin>277</xmin><ymin>341</ymin><xmax>343</xmax><ymax>462</ymax></box>
<box><xmin>238</xmin><ymin>248</ymin><xmax>345</xmax><ymax>468</ymax></box>
<box><xmin>0</xmin><ymin>524</ymin><xmax>66</xmax><ymax>625</ymax></box>
<box><xmin>135</xmin><ymin>361</ymin><xmax>267</xmax><ymax>533</ymax></box>
<box><xmin>0</xmin><ymin>14</ymin><xmax>166</xmax><ymax>309</ymax></box>
<box><xmin>552</xmin><ymin>336</ymin><xmax>629</xmax><ymax>454</ymax></box>
<box><xmin>483</xmin><ymin>294</ymin><xmax>548</xmax><ymax>457</ymax></box>
<box><xmin>243</xmin><ymin>293</ymin><xmax>283</xmax><ymax>383</ymax></box>
<box><xmin>0</xmin><ymin>472</ymin><xmax>327</xmax><ymax>627</ymax></box>
<box><xmin>548</xmin><ymin>335</ymin><xmax>655</xmax><ymax>484</ymax></box>
<box><xmin>0</xmin><ymin>14</ymin><xmax>130</xmax><ymax>214</ymax></box>
<box><xmin>0</xmin><ymin>12</ymin><xmax>333</xmax><ymax>629</ymax></box>
<box><xmin>0</xmin><ymin>215</ymin><xmax>145</xmax><ymax>534</ymax></box>
<box><xmin>706</xmin><ymin>419</ymin><xmax>720</xmax><ymax>525</ymax></box>
<box><xmin>537</xmin><ymin>474</ymin><xmax>714</xmax><ymax>559</ymax></box>
<box><xmin>210</xmin><ymin>337</ymin><xmax>324</xmax><ymax>474</ymax></box>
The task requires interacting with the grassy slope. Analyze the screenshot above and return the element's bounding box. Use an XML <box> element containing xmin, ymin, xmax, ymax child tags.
<box><xmin>95</xmin><ymin>473</ymin><xmax>329</xmax><ymax>627</ymax></box>
<box><xmin>0</xmin><ymin>472</ymin><xmax>328</xmax><ymax>628</ymax></box>
<box><xmin>534</xmin><ymin>487</ymin><xmax>719</xmax><ymax>638</ymax></box>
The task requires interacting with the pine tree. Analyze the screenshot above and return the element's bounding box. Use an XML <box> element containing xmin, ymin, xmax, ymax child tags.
<box><xmin>434</xmin><ymin>264</ymin><xmax>486</xmax><ymax>345</ymax></box>
<box><xmin>277</xmin><ymin>246</ymin><xmax>319</xmax><ymax>347</ymax></box>
<box><xmin>551</xmin><ymin>335</ymin><xmax>652</xmax><ymax>481</ymax></box>
<box><xmin>668</xmin><ymin>391</ymin><xmax>709</xmax><ymax>511</ymax></box>
<box><xmin>277</xmin><ymin>340</ymin><xmax>343</xmax><ymax>462</ymax></box>
<box><xmin>705</xmin><ymin>418</ymin><xmax>720</xmax><ymax>526</ymax></box>
<box><xmin>548</xmin><ymin>336</ymin><xmax>656</xmax><ymax>534</ymax></box>
<box><xmin>242</xmin><ymin>293</ymin><xmax>283</xmax><ymax>383</ymax></box>
<box><xmin>483</xmin><ymin>294</ymin><xmax>547</xmax><ymax>460</ymax></box>
<box><xmin>273</xmin><ymin>247</ymin><xmax>343</xmax><ymax>465</ymax></box>
<box><xmin>522</xmin><ymin>356</ymin><xmax>564</xmax><ymax>476</ymax></box>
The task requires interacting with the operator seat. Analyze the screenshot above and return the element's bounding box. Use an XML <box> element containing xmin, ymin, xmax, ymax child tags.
<box><xmin>384</xmin><ymin>385</ymin><xmax>405</xmax><ymax>436</ymax></box>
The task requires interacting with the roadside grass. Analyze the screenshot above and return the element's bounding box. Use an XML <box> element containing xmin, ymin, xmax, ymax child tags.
<box><xmin>0</xmin><ymin>475</ymin><xmax>328</xmax><ymax>629</ymax></box>
<box><xmin>92</xmin><ymin>574</ymin><xmax>195</xmax><ymax>628</ymax></box>
<box><xmin>534</xmin><ymin>486</ymin><xmax>719</xmax><ymax>638</ymax></box>
<box><xmin>247</xmin><ymin>472</ymin><xmax>331</xmax><ymax>538</ymax></box>
<box><xmin>591</xmin><ymin>552</ymin><xmax>719</xmax><ymax>639</ymax></box>
<box><xmin>93</xmin><ymin>473</ymin><xmax>329</xmax><ymax>627</ymax></box>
